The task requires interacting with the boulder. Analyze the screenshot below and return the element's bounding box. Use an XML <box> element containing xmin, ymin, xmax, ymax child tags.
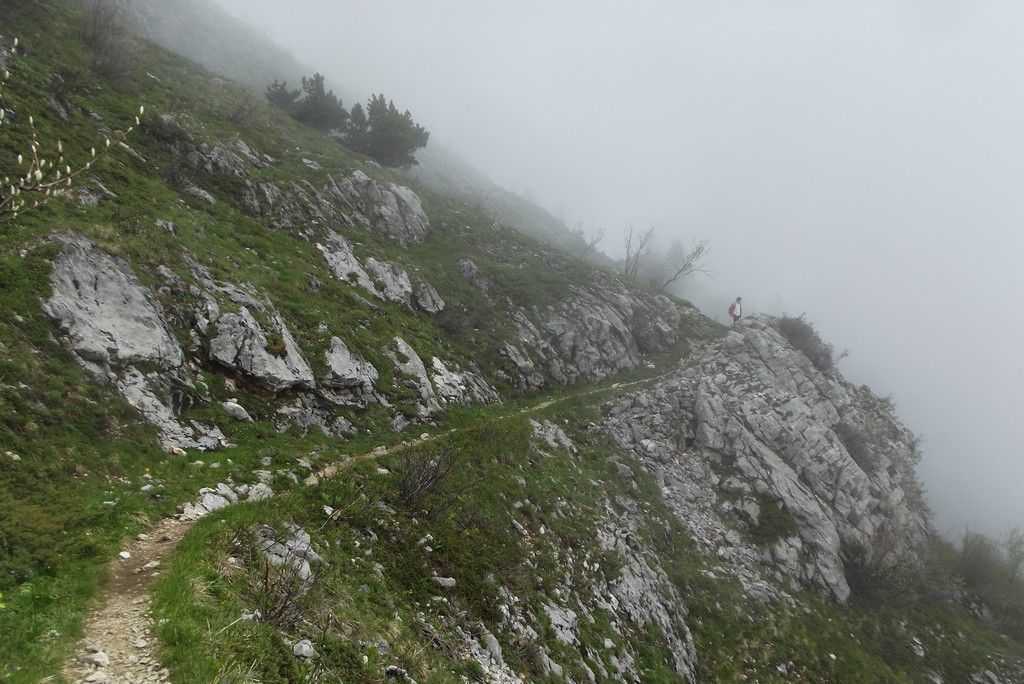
<box><xmin>209</xmin><ymin>308</ymin><xmax>314</xmax><ymax>392</ymax></box>
<box><xmin>292</xmin><ymin>639</ymin><xmax>316</xmax><ymax>660</ymax></box>
<box><xmin>43</xmin><ymin>233</ymin><xmax>183</xmax><ymax>374</ymax></box>
<box><xmin>329</xmin><ymin>171</ymin><xmax>430</xmax><ymax>246</ymax></box>
<box><xmin>364</xmin><ymin>258</ymin><xmax>413</xmax><ymax>307</ymax></box>
<box><xmin>414</xmin><ymin>280</ymin><xmax>445</xmax><ymax>314</ymax></box>
<box><xmin>321</xmin><ymin>336</ymin><xmax>379</xmax><ymax>403</ymax></box>
<box><xmin>222</xmin><ymin>400</ymin><xmax>253</xmax><ymax>422</ymax></box>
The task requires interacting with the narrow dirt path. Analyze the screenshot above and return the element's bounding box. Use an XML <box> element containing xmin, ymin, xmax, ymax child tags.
<box><xmin>61</xmin><ymin>344</ymin><xmax>715</xmax><ymax>683</ymax></box>
<box><xmin>62</xmin><ymin>518</ymin><xmax>190</xmax><ymax>684</ymax></box>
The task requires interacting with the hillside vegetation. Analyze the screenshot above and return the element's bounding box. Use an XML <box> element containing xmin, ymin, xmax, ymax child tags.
<box><xmin>0</xmin><ymin>2</ymin><xmax>1021</xmax><ymax>683</ymax></box>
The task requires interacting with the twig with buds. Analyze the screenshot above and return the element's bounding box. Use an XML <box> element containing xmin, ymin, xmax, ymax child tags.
<box><xmin>0</xmin><ymin>37</ymin><xmax>144</xmax><ymax>223</ymax></box>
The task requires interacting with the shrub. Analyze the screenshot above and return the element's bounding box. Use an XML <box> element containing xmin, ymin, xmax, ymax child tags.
<box><xmin>266</xmin><ymin>73</ymin><xmax>347</xmax><ymax>133</ymax></box>
<box><xmin>777</xmin><ymin>314</ymin><xmax>836</xmax><ymax>373</ymax></box>
<box><xmin>396</xmin><ymin>442</ymin><xmax>458</xmax><ymax>513</ymax></box>
<box><xmin>80</xmin><ymin>0</ymin><xmax>133</xmax><ymax>82</ymax></box>
<box><xmin>265</xmin><ymin>79</ymin><xmax>299</xmax><ymax>108</ymax></box>
<box><xmin>846</xmin><ymin>537</ymin><xmax>963</xmax><ymax>608</ymax></box>
<box><xmin>953</xmin><ymin>529</ymin><xmax>1024</xmax><ymax>640</ymax></box>
<box><xmin>290</xmin><ymin>73</ymin><xmax>348</xmax><ymax>133</ymax></box>
<box><xmin>232</xmin><ymin>527</ymin><xmax>317</xmax><ymax>632</ymax></box>
<box><xmin>747</xmin><ymin>497</ymin><xmax>797</xmax><ymax>546</ymax></box>
<box><xmin>958</xmin><ymin>531</ymin><xmax>1006</xmax><ymax>592</ymax></box>
<box><xmin>264</xmin><ymin>332</ymin><xmax>287</xmax><ymax>358</ymax></box>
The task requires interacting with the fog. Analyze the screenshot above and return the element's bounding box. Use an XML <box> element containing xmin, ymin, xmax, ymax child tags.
<box><xmin>213</xmin><ymin>0</ymin><xmax>1023</xmax><ymax>538</ymax></box>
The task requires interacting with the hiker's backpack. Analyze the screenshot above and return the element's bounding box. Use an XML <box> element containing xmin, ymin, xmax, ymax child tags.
<box><xmin>728</xmin><ymin>302</ymin><xmax>736</xmax><ymax>316</ymax></box>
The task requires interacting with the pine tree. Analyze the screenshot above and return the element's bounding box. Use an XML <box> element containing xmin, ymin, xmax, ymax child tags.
<box><xmin>349</xmin><ymin>102</ymin><xmax>368</xmax><ymax>137</ymax></box>
<box><xmin>287</xmin><ymin>73</ymin><xmax>349</xmax><ymax>133</ymax></box>
<box><xmin>346</xmin><ymin>93</ymin><xmax>429</xmax><ymax>167</ymax></box>
<box><xmin>265</xmin><ymin>80</ymin><xmax>299</xmax><ymax>108</ymax></box>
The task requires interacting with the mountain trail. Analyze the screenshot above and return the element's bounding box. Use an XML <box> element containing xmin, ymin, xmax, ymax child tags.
<box><xmin>62</xmin><ymin>343</ymin><xmax>716</xmax><ymax>683</ymax></box>
<box><xmin>62</xmin><ymin>518</ymin><xmax>189</xmax><ymax>684</ymax></box>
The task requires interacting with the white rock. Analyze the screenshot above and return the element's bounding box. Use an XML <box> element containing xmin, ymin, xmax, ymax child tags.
<box><xmin>209</xmin><ymin>308</ymin><xmax>314</xmax><ymax>392</ymax></box>
<box><xmin>222</xmin><ymin>401</ymin><xmax>253</xmax><ymax>422</ymax></box>
<box><xmin>247</xmin><ymin>483</ymin><xmax>274</xmax><ymax>501</ymax></box>
<box><xmin>292</xmin><ymin>639</ymin><xmax>316</xmax><ymax>659</ymax></box>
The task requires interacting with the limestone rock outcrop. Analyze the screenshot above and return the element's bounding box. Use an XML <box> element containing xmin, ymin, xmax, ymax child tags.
<box><xmin>43</xmin><ymin>234</ymin><xmax>223</xmax><ymax>451</ymax></box>
<box><xmin>364</xmin><ymin>257</ymin><xmax>413</xmax><ymax>307</ymax></box>
<box><xmin>414</xmin><ymin>280</ymin><xmax>445</xmax><ymax>314</ymax></box>
<box><xmin>603</xmin><ymin>315</ymin><xmax>933</xmax><ymax>603</ymax></box>
<box><xmin>390</xmin><ymin>337</ymin><xmax>440</xmax><ymax>417</ymax></box>
<box><xmin>332</xmin><ymin>171</ymin><xmax>430</xmax><ymax>246</ymax></box>
<box><xmin>316</xmin><ymin>231</ymin><xmax>382</xmax><ymax>299</ymax></box>
<box><xmin>430</xmin><ymin>357</ymin><xmax>499</xmax><ymax>405</ymax></box>
<box><xmin>512</xmin><ymin>280</ymin><xmax>700</xmax><ymax>386</ymax></box>
<box><xmin>209</xmin><ymin>307</ymin><xmax>315</xmax><ymax>393</ymax></box>
<box><xmin>43</xmin><ymin>233</ymin><xmax>183</xmax><ymax>375</ymax></box>
<box><xmin>321</xmin><ymin>337</ymin><xmax>379</xmax><ymax>404</ymax></box>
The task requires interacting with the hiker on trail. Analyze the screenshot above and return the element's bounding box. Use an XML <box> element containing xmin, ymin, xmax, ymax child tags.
<box><xmin>728</xmin><ymin>296</ymin><xmax>743</xmax><ymax>325</ymax></box>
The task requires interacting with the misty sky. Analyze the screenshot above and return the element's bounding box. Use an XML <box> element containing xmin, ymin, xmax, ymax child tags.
<box><xmin>214</xmin><ymin>0</ymin><xmax>1023</xmax><ymax>537</ymax></box>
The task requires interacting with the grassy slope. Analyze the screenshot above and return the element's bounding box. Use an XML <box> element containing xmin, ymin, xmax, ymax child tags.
<box><xmin>0</xmin><ymin>1</ymin><xmax>700</xmax><ymax>679</ymax></box>
<box><xmin>153</xmin><ymin>389</ymin><xmax>1023</xmax><ymax>683</ymax></box>
<box><xmin>0</xmin><ymin>2</ymin><xmax>1019</xmax><ymax>682</ymax></box>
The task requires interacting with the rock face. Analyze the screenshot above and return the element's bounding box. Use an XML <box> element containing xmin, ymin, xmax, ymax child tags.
<box><xmin>321</xmin><ymin>337</ymin><xmax>379</xmax><ymax>404</ymax></box>
<box><xmin>209</xmin><ymin>308</ymin><xmax>315</xmax><ymax>392</ymax></box>
<box><xmin>430</xmin><ymin>357</ymin><xmax>499</xmax><ymax>405</ymax></box>
<box><xmin>512</xmin><ymin>279</ymin><xmax>700</xmax><ymax>386</ymax></box>
<box><xmin>333</xmin><ymin>171</ymin><xmax>430</xmax><ymax>246</ymax></box>
<box><xmin>316</xmin><ymin>231</ymin><xmax>382</xmax><ymax>299</ymax></box>
<box><xmin>603</xmin><ymin>315</ymin><xmax>933</xmax><ymax>602</ymax></box>
<box><xmin>43</xmin><ymin>234</ymin><xmax>223</xmax><ymax>451</ymax></box>
<box><xmin>364</xmin><ymin>257</ymin><xmax>413</xmax><ymax>307</ymax></box>
<box><xmin>390</xmin><ymin>337</ymin><xmax>440</xmax><ymax>417</ymax></box>
<box><xmin>43</xmin><ymin>234</ymin><xmax>183</xmax><ymax>375</ymax></box>
<box><xmin>414</xmin><ymin>280</ymin><xmax>445</xmax><ymax>314</ymax></box>
<box><xmin>501</xmin><ymin>343</ymin><xmax>545</xmax><ymax>389</ymax></box>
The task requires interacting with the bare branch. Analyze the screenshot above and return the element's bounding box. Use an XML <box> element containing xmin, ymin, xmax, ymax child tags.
<box><xmin>583</xmin><ymin>225</ymin><xmax>606</xmax><ymax>254</ymax></box>
<box><xmin>622</xmin><ymin>225</ymin><xmax>655</xmax><ymax>281</ymax></box>
<box><xmin>660</xmin><ymin>238</ymin><xmax>711</xmax><ymax>291</ymax></box>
